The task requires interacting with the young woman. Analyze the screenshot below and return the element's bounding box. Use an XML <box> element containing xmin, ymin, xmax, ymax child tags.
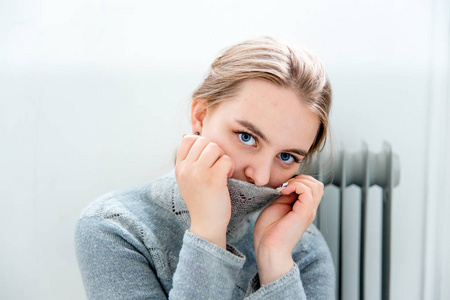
<box><xmin>75</xmin><ymin>36</ymin><xmax>335</xmax><ymax>299</ymax></box>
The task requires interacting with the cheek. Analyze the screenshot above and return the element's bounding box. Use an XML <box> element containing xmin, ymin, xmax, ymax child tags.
<box><xmin>222</xmin><ymin>147</ymin><xmax>245</xmax><ymax>172</ymax></box>
<box><xmin>211</xmin><ymin>138</ymin><xmax>238</xmax><ymax>163</ymax></box>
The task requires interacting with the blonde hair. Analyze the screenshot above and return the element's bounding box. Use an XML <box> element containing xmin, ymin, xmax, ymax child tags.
<box><xmin>192</xmin><ymin>36</ymin><xmax>332</xmax><ymax>162</ymax></box>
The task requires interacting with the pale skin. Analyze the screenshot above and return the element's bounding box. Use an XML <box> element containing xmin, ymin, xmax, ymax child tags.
<box><xmin>175</xmin><ymin>78</ymin><xmax>324</xmax><ymax>286</ymax></box>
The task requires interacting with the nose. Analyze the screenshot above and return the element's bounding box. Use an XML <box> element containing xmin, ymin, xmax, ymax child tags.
<box><xmin>244</xmin><ymin>156</ymin><xmax>272</xmax><ymax>186</ymax></box>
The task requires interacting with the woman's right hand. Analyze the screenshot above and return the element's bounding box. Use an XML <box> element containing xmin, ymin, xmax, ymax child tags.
<box><xmin>175</xmin><ymin>135</ymin><xmax>235</xmax><ymax>249</ymax></box>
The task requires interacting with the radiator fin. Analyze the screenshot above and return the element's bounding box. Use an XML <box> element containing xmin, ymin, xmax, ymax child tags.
<box><xmin>308</xmin><ymin>142</ymin><xmax>400</xmax><ymax>300</ymax></box>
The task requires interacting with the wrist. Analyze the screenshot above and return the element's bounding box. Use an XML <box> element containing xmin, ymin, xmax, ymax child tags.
<box><xmin>190</xmin><ymin>223</ymin><xmax>227</xmax><ymax>249</ymax></box>
<box><xmin>256</xmin><ymin>247</ymin><xmax>295</xmax><ymax>285</ymax></box>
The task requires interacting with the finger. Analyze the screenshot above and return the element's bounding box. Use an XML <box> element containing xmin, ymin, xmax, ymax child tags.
<box><xmin>275</xmin><ymin>177</ymin><xmax>295</xmax><ymax>192</ymax></box>
<box><xmin>176</xmin><ymin>135</ymin><xmax>200</xmax><ymax>162</ymax></box>
<box><xmin>281</xmin><ymin>175</ymin><xmax>323</xmax><ymax>198</ymax></box>
<box><xmin>184</xmin><ymin>137</ymin><xmax>211</xmax><ymax>163</ymax></box>
<box><xmin>197</xmin><ymin>142</ymin><xmax>225</xmax><ymax>168</ymax></box>
<box><xmin>279</xmin><ymin>178</ymin><xmax>302</xmax><ymax>195</ymax></box>
<box><xmin>296</xmin><ymin>174</ymin><xmax>324</xmax><ymax>191</ymax></box>
<box><xmin>281</xmin><ymin>180</ymin><xmax>317</xmax><ymax>211</ymax></box>
<box><xmin>290</xmin><ymin>174</ymin><xmax>321</xmax><ymax>189</ymax></box>
<box><xmin>293</xmin><ymin>176</ymin><xmax>324</xmax><ymax>205</ymax></box>
<box><xmin>269</xmin><ymin>193</ymin><xmax>298</xmax><ymax>206</ymax></box>
<box><xmin>282</xmin><ymin>182</ymin><xmax>314</xmax><ymax>205</ymax></box>
<box><xmin>213</xmin><ymin>155</ymin><xmax>235</xmax><ymax>179</ymax></box>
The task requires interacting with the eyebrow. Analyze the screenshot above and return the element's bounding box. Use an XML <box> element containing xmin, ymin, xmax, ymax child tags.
<box><xmin>284</xmin><ymin>148</ymin><xmax>308</xmax><ymax>157</ymax></box>
<box><xmin>235</xmin><ymin>119</ymin><xmax>308</xmax><ymax>157</ymax></box>
<box><xmin>236</xmin><ymin>119</ymin><xmax>268</xmax><ymax>143</ymax></box>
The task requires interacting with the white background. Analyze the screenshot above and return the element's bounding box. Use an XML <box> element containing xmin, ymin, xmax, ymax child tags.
<box><xmin>1</xmin><ymin>0</ymin><xmax>449</xmax><ymax>299</ymax></box>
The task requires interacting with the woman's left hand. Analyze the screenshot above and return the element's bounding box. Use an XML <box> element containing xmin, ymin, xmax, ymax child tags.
<box><xmin>253</xmin><ymin>174</ymin><xmax>324</xmax><ymax>285</ymax></box>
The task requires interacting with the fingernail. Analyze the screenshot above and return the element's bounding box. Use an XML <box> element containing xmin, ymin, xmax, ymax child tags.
<box><xmin>182</xmin><ymin>134</ymin><xmax>187</xmax><ymax>137</ymax></box>
<box><xmin>276</xmin><ymin>181</ymin><xmax>289</xmax><ymax>192</ymax></box>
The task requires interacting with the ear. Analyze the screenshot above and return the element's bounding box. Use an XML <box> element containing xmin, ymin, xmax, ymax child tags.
<box><xmin>190</xmin><ymin>98</ymin><xmax>208</xmax><ymax>135</ymax></box>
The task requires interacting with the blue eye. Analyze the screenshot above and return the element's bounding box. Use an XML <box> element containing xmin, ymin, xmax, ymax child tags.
<box><xmin>238</xmin><ymin>132</ymin><xmax>256</xmax><ymax>146</ymax></box>
<box><xmin>278</xmin><ymin>153</ymin><xmax>295</xmax><ymax>164</ymax></box>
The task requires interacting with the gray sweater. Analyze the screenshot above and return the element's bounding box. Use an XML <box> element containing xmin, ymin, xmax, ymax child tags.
<box><xmin>75</xmin><ymin>172</ymin><xmax>335</xmax><ymax>299</ymax></box>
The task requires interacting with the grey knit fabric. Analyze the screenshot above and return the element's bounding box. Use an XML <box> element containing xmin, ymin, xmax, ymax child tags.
<box><xmin>227</xmin><ymin>178</ymin><xmax>281</xmax><ymax>242</ymax></box>
<box><xmin>75</xmin><ymin>171</ymin><xmax>336</xmax><ymax>299</ymax></box>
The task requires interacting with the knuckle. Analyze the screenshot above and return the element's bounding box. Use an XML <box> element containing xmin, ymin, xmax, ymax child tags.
<box><xmin>175</xmin><ymin>160</ymin><xmax>183</xmax><ymax>172</ymax></box>
<box><xmin>182</xmin><ymin>135</ymin><xmax>196</xmax><ymax>143</ymax></box>
<box><xmin>302</xmin><ymin>183</ymin><xmax>312</xmax><ymax>193</ymax></box>
<box><xmin>191</xmin><ymin>137</ymin><xmax>206</xmax><ymax>147</ymax></box>
<box><xmin>317</xmin><ymin>196</ymin><xmax>323</xmax><ymax>205</ymax></box>
<box><xmin>221</xmin><ymin>154</ymin><xmax>231</xmax><ymax>162</ymax></box>
<box><xmin>208</xmin><ymin>142</ymin><xmax>221</xmax><ymax>152</ymax></box>
<box><xmin>221</xmin><ymin>155</ymin><xmax>234</xmax><ymax>168</ymax></box>
<box><xmin>197</xmin><ymin>136</ymin><xmax>208</xmax><ymax>144</ymax></box>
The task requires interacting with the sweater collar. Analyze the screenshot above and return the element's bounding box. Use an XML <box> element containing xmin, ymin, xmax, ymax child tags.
<box><xmin>170</xmin><ymin>175</ymin><xmax>281</xmax><ymax>242</ymax></box>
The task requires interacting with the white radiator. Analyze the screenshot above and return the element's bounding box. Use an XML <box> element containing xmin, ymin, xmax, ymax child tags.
<box><xmin>307</xmin><ymin>142</ymin><xmax>400</xmax><ymax>300</ymax></box>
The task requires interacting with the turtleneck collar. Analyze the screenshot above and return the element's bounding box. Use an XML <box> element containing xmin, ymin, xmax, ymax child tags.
<box><xmin>170</xmin><ymin>175</ymin><xmax>282</xmax><ymax>242</ymax></box>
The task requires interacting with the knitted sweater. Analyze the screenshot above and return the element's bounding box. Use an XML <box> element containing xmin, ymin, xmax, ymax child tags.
<box><xmin>75</xmin><ymin>172</ymin><xmax>335</xmax><ymax>299</ymax></box>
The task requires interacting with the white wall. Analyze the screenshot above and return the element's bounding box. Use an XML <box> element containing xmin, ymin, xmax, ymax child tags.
<box><xmin>1</xmin><ymin>1</ymin><xmax>447</xmax><ymax>299</ymax></box>
<box><xmin>423</xmin><ymin>0</ymin><xmax>450</xmax><ymax>299</ymax></box>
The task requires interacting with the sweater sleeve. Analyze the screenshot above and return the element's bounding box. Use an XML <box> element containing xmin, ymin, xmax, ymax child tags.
<box><xmin>169</xmin><ymin>231</ymin><xmax>246</xmax><ymax>299</ymax></box>
<box><xmin>75</xmin><ymin>215</ymin><xmax>167</xmax><ymax>299</ymax></box>
<box><xmin>75</xmin><ymin>216</ymin><xmax>246</xmax><ymax>300</ymax></box>
<box><xmin>244</xmin><ymin>225</ymin><xmax>336</xmax><ymax>300</ymax></box>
